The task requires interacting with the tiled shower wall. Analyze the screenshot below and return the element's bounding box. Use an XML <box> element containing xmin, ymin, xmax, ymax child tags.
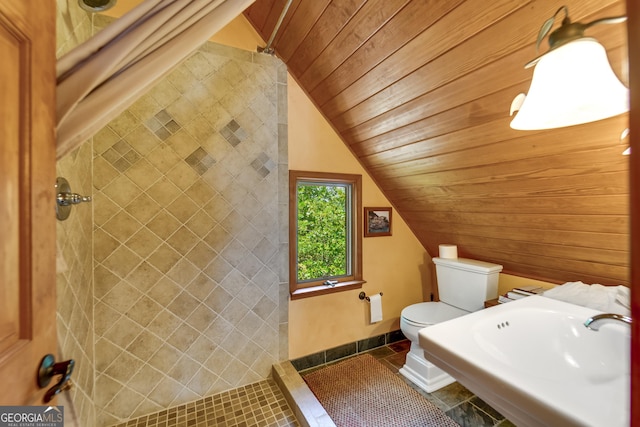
<box><xmin>91</xmin><ymin>37</ymin><xmax>288</xmax><ymax>426</ymax></box>
<box><xmin>55</xmin><ymin>8</ymin><xmax>288</xmax><ymax>427</ymax></box>
<box><xmin>55</xmin><ymin>2</ymin><xmax>95</xmax><ymax>426</ymax></box>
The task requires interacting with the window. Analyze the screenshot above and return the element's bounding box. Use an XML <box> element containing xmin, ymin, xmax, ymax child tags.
<box><xmin>289</xmin><ymin>171</ymin><xmax>364</xmax><ymax>299</ymax></box>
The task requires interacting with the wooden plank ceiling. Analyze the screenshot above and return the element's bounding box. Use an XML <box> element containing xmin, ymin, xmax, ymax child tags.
<box><xmin>244</xmin><ymin>0</ymin><xmax>630</xmax><ymax>286</ymax></box>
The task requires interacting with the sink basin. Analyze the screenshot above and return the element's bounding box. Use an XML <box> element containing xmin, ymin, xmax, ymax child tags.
<box><xmin>419</xmin><ymin>295</ymin><xmax>630</xmax><ymax>427</ymax></box>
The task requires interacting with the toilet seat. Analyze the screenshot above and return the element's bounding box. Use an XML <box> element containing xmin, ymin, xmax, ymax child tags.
<box><xmin>401</xmin><ymin>302</ymin><xmax>468</xmax><ymax>327</ymax></box>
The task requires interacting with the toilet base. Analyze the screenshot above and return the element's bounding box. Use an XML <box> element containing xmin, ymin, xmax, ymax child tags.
<box><xmin>399</xmin><ymin>344</ymin><xmax>455</xmax><ymax>393</ymax></box>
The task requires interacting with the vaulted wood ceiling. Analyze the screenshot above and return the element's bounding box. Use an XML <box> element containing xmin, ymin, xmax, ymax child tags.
<box><xmin>244</xmin><ymin>0</ymin><xmax>629</xmax><ymax>286</ymax></box>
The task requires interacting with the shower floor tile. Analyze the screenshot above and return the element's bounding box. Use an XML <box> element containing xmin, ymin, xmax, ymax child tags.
<box><xmin>112</xmin><ymin>379</ymin><xmax>299</xmax><ymax>427</ymax></box>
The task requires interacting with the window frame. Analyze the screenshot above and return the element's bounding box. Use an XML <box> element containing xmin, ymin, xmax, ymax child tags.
<box><xmin>289</xmin><ymin>170</ymin><xmax>364</xmax><ymax>299</ymax></box>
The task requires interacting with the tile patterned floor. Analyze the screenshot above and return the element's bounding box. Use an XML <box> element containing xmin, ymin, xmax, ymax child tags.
<box><xmin>367</xmin><ymin>342</ymin><xmax>517</xmax><ymax>427</ymax></box>
<box><xmin>298</xmin><ymin>340</ymin><xmax>516</xmax><ymax>427</ymax></box>
<box><xmin>111</xmin><ymin>380</ymin><xmax>298</xmax><ymax>427</ymax></box>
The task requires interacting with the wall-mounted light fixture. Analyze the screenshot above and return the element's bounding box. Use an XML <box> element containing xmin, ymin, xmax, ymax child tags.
<box><xmin>510</xmin><ymin>6</ymin><xmax>628</xmax><ymax>130</ymax></box>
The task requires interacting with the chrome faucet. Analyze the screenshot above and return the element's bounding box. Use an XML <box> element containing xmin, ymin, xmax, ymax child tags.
<box><xmin>584</xmin><ymin>313</ymin><xmax>632</xmax><ymax>331</ymax></box>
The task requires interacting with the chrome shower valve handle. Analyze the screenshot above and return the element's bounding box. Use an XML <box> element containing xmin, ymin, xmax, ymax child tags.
<box><xmin>55</xmin><ymin>177</ymin><xmax>92</xmax><ymax>221</ymax></box>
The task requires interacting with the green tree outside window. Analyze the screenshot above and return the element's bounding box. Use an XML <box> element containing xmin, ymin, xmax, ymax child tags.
<box><xmin>288</xmin><ymin>170</ymin><xmax>362</xmax><ymax>298</ymax></box>
<box><xmin>296</xmin><ymin>183</ymin><xmax>349</xmax><ymax>281</ymax></box>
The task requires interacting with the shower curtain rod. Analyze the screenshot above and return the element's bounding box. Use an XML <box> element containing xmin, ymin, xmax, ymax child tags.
<box><xmin>258</xmin><ymin>0</ymin><xmax>293</xmax><ymax>55</ymax></box>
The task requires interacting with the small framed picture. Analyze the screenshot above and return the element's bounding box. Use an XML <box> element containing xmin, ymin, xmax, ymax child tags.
<box><xmin>364</xmin><ymin>207</ymin><xmax>392</xmax><ymax>237</ymax></box>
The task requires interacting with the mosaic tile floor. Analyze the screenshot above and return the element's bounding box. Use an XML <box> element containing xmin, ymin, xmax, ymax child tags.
<box><xmin>112</xmin><ymin>380</ymin><xmax>298</xmax><ymax>427</ymax></box>
<box><xmin>363</xmin><ymin>342</ymin><xmax>517</xmax><ymax>427</ymax></box>
<box><xmin>296</xmin><ymin>340</ymin><xmax>516</xmax><ymax>427</ymax></box>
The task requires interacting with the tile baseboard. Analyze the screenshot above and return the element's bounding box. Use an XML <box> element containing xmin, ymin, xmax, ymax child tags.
<box><xmin>290</xmin><ymin>329</ymin><xmax>406</xmax><ymax>372</ymax></box>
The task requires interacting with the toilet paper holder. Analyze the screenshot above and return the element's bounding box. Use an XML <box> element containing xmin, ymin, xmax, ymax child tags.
<box><xmin>359</xmin><ymin>291</ymin><xmax>383</xmax><ymax>302</ymax></box>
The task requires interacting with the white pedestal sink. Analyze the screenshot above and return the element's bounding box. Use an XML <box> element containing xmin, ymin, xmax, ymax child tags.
<box><xmin>419</xmin><ymin>295</ymin><xmax>630</xmax><ymax>427</ymax></box>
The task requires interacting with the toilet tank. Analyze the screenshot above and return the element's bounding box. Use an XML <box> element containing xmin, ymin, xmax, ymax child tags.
<box><xmin>433</xmin><ymin>257</ymin><xmax>503</xmax><ymax>312</ymax></box>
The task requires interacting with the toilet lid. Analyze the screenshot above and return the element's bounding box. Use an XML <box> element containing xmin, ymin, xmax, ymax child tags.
<box><xmin>401</xmin><ymin>302</ymin><xmax>468</xmax><ymax>325</ymax></box>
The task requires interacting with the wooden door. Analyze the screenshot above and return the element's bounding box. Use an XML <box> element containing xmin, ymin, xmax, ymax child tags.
<box><xmin>628</xmin><ymin>0</ymin><xmax>640</xmax><ymax>424</ymax></box>
<box><xmin>0</xmin><ymin>0</ymin><xmax>57</xmax><ymax>405</ymax></box>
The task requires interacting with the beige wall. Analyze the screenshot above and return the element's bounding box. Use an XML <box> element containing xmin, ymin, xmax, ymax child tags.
<box><xmin>287</xmin><ymin>75</ymin><xmax>430</xmax><ymax>358</ymax></box>
<box><xmin>284</xmin><ymin>67</ymin><xmax>558</xmax><ymax>358</ymax></box>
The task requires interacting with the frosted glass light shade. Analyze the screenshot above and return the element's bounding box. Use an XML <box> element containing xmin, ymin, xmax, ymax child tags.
<box><xmin>510</xmin><ymin>38</ymin><xmax>629</xmax><ymax>130</ymax></box>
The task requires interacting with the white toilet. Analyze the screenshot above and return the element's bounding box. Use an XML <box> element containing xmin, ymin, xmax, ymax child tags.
<box><xmin>399</xmin><ymin>257</ymin><xmax>502</xmax><ymax>392</ymax></box>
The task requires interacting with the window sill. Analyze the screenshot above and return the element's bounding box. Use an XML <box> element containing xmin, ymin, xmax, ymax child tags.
<box><xmin>290</xmin><ymin>280</ymin><xmax>366</xmax><ymax>300</ymax></box>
